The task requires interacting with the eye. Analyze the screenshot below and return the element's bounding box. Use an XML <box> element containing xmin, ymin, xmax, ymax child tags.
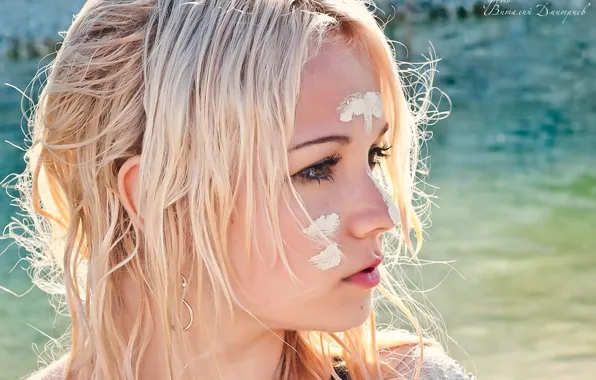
<box><xmin>291</xmin><ymin>153</ymin><xmax>342</xmax><ymax>185</ymax></box>
<box><xmin>369</xmin><ymin>143</ymin><xmax>392</xmax><ymax>168</ymax></box>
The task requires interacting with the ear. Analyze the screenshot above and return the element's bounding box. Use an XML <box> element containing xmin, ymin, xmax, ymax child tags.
<box><xmin>117</xmin><ymin>155</ymin><xmax>145</xmax><ymax>232</ymax></box>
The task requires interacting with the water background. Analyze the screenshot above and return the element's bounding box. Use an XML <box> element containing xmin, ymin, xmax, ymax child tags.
<box><xmin>1</xmin><ymin>1</ymin><xmax>595</xmax><ymax>379</ymax></box>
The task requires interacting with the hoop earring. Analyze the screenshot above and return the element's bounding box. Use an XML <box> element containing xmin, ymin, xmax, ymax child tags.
<box><xmin>172</xmin><ymin>274</ymin><xmax>194</xmax><ymax>331</ymax></box>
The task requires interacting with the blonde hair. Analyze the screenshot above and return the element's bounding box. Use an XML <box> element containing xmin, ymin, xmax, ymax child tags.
<box><xmin>2</xmin><ymin>0</ymin><xmax>450</xmax><ymax>379</ymax></box>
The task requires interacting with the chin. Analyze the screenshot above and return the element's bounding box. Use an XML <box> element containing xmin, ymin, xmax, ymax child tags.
<box><xmin>323</xmin><ymin>295</ymin><xmax>374</xmax><ymax>333</ymax></box>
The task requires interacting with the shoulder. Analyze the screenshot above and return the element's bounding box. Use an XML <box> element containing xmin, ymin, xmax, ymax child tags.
<box><xmin>383</xmin><ymin>345</ymin><xmax>477</xmax><ymax>380</ymax></box>
<box><xmin>25</xmin><ymin>354</ymin><xmax>69</xmax><ymax>380</ymax></box>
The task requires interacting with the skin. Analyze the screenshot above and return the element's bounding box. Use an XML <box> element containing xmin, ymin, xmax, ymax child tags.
<box><xmin>305</xmin><ymin>212</ymin><xmax>342</xmax><ymax>270</ymax></box>
<box><xmin>337</xmin><ymin>91</ymin><xmax>384</xmax><ymax>134</ymax></box>
<box><xmin>115</xmin><ymin>38</ymin><xmax>396</xmax><ymax>380</ymax></box>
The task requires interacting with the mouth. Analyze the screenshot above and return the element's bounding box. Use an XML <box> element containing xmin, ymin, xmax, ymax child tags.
<box><xmin>342</xmin><ymin>253</ymin><xmax>383</xmax><ymax>289</ymax></box>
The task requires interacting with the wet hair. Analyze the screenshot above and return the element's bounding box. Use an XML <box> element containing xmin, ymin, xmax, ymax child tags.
<box><xmin>2</xmin><ymin>0</ymin><xmax>450</xmax><ymax>379</ymax></box>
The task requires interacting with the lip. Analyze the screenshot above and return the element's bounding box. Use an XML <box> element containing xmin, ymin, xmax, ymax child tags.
<box><xmin>342</xmin><ymin>252</ymin><xmax>384</xmax><ymax>289</ymax></box>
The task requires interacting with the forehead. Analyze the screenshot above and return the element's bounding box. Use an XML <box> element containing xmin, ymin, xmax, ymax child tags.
<box><xmin>294</xmin><ymin>40</ymin><xmax>382</xmax><ymax>139</ymax></box>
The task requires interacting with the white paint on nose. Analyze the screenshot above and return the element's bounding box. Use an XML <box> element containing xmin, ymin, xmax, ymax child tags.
<box><xmin>367</xmin><ymin>168</ymin><xmax>400</xmax><ymax>226</ymax></box>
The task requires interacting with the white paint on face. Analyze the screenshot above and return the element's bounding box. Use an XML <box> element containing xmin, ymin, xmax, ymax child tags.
<box><xmin>303</xmin><ymin>213</ymin><xmax>343</xmax><ymax>271</ymax></box>
<box><xmin>337</xmin><ymin>91</ymin><xmax>383</xmax><ymax>134</ymax></box>
<box><xmin>302</xmin><ymin>212</ymin><xmax>340</xmax><ymax>237</ymax></box>
<box><xmin>367</xmin><ymin>168</ymin><xmax>400</xmax><ymax>226</ymax></box>
<box><xmin>308</xmin><ymin>243</ymin><xmax>343</xmax><ymax>271</ymax></box>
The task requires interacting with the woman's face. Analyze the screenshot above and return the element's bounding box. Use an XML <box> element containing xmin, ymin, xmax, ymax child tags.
<box><xmin>229</xmin><ymin>39</ymin><xmax>397</xmax><ymax>333</ymax></box>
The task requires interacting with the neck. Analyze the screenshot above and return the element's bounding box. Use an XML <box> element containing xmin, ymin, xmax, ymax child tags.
<box><xmin>180</xmin><ymin>328</ymin><xmax>286</xmax><ymax>380</ymax></box>
<box><xmin>120</xmin><ymin>272</ymin><xmax>287</xmax><ymax>380</ymax></box>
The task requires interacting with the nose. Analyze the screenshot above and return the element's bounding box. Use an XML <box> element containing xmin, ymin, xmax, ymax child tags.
<box><xmin>344</xmin><ymin>166</ymin><xmax>400</xmax><ymax>240</ymax></box>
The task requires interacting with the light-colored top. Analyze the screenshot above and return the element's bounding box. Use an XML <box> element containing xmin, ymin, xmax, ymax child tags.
<box><xmin>394</xmin><ymin>346</ymin><xmax>477</xmax><ymax>380</ymax></box>
<box><xmin>28</xmin><ymin>346</ymin><xmax>476</xmax><ymax>380</ymax></box>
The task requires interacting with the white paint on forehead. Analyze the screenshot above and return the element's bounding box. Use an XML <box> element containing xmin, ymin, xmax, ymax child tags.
<box><xmin>308</xmin><ymin>243</ymin><xmax>343</xmax><ymax>271</ymax></box>
<box><xmin>337</xmin><ymin>91</ymin><xmax>383</xmax><ymax>134</ymax></box>
<box><xmin>302</xmin><ymin>213</ymin><xmax>340</xmax><ymax>238</ymax></box>
<box><xmin>367</xmin><ymin>168</ymin><xmax>400</xmax><ymax>225</ymax></box>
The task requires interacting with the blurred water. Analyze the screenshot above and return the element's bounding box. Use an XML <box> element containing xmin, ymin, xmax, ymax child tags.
<box><xmin>385</xmin><ymin>12</ymin><xmax>596</xmax><ymax>380</ymax></box>
<box><xmin>0</xmin><ymin>0</ymin><xmax>84</xmax><ymax>49</ymax></box>
<box><xmin>1</xmin><ymin>5</ymin><xmax>595</xmax><ymax>380</ymax></box>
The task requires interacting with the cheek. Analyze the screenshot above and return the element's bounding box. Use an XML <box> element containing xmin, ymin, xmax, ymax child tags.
<box><xmin>227</xmin><ymin>208</ymin><xmax>329</xmax><ymax>311</ymax></box>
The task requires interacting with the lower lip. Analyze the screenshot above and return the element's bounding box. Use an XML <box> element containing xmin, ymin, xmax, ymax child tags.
<box><xmin>343</xmin><ymin>267</ymin><xmax>380</xmax><ymax>288</ymax></box>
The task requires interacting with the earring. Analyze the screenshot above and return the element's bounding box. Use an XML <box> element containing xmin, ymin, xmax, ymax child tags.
<box><xmin>172</xmin><ymin>274</ymin><xmax>194</xmax><ymax>331</ymax></box>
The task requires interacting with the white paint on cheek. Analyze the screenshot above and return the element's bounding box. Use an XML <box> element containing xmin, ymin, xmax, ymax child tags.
<box><xmin>337</xmin><ymin>91</ymin><xmax>383</xmax><ymax>134</ymax></box>
<box><xmin>308</xmin><ymin>243</ymin><xmax>343</xmax><ymax>271</ymax></box>
<box><xmin>302</xmin><ymin>212</ymin><xmax>340</xmax><ymax>237</ymax></box>
<box><xmin>367</xmin><ymin>169</ymin><xmax>400</xmax><ymax>225</ymax></box>
<box><xmin>303</xmin><ymin>213</ymin><xmax>343</xmax><ymax>271</ymax></box>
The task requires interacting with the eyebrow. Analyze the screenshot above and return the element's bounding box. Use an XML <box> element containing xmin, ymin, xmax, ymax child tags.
<box><xmin>289</xmin><ymin>122</ymin><xmax>389</xmax><ymax>152</ymax></box>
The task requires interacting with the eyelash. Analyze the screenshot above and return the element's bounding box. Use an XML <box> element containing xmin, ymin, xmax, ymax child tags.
<box><xmin>291</xmin><ymin>144</ymin><xmax>392</xmax><ymax>185</ymax></box>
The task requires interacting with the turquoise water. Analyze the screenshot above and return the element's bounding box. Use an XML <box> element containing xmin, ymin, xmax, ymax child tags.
<box><xmin>1</xmin><ymin>8</ymin><xmax>595</xmax><ymax>380</ymax></box>
<box><xmin>386</xmin><ymin>13</ymin><xmax>596</xmax><ymax>380</ymax></box>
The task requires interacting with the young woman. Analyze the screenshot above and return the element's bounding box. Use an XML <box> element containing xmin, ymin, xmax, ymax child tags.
<box><xmin>5</xmin><ymin>0</ymin><xmax>474</xmax><ymax>379</ymax></box>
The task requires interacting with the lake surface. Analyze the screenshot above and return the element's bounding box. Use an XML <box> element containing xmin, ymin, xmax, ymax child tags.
<box><xmin>1</xmin><ymin>3</ymin><xmax>595</xmax><ymax>380</ymax></box>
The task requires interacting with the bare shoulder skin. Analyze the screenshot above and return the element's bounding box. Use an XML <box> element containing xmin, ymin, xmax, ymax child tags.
<box><xmin>389</xmin><ymin>345</ymin><xmax>477</xmax><ymax>380</ymax></box>
<box><xmin>25</xmin><ymin>354</ymin><xmax>69</xmax><ymax>380</ymax></box>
